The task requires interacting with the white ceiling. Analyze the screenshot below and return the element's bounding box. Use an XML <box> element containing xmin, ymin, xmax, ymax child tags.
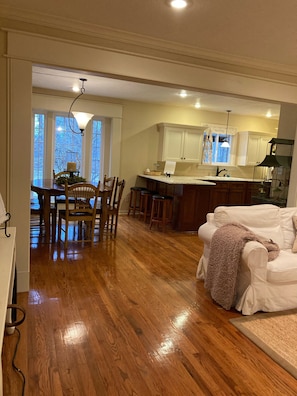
<box><xmin>32</xmin><ymin>66</ymin><xmax>280</xmax><ymax>119</ymax></box>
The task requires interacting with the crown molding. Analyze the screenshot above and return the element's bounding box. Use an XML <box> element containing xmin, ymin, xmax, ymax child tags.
<box><xmin>2</xmin><ymin>4</ymin><xmax>297</xmax><ymax>85</ymax></box>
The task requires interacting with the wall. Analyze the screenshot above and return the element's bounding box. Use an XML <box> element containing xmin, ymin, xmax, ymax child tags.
<box><xmin>120</xmin><ymin>101</ymin><xmax>278</xmax><ymax>204</ymax></box>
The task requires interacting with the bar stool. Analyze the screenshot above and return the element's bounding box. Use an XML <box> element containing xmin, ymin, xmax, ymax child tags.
<box><xmin>128</xmin><ymin>187</ymin><xmax>147</xmax><ymax>217</ymax></box>
<box><xmin>149</xmin><ymin>195</ymin><xmax>173</xmax><ymax>232</ymax></box>
<box><xmin>138</xmin><ymin>190</ymin><xmax>157</xmax><ymax>223</ymax></box>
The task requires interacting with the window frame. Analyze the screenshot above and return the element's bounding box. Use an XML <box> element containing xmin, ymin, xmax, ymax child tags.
<box><xmin>202</xmin><ymin>123</ymin><xmax>237</xmax><ymax>166</ymax></box>
<box><xmin>32</xmin><ymin>110</ymin><xmax>107</xmax><ymax>183</ymax></box>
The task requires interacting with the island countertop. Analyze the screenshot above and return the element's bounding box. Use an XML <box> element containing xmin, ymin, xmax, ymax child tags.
<box><xmin>138</xmin><ymin>174</ymin><xmax>262</xmax><ymax>184</ymax></box>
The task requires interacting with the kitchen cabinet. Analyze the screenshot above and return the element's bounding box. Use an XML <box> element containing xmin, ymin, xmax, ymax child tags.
<box><xmin>157</xmin><ymin>123</ymin><xmax>204</xmax><ymax>162</ymax></box>
<box><xmin>245</xmin><ymin>181</ymin><xmax>263</xmax><ymax>203</ymax></box>
<box><xmin>207</xmin><ymin>180</ymin><xmax>247</xmax><ymax>212</ymax></box>
<box><xmin>236</xmin><ymin>131</ymin><xmax>275</xmax><ymax>166</ymax></box>
<box><xmin>174</xmin><ymin>185</ymin><xmax>212</xmax><ymax>231</ymax></box>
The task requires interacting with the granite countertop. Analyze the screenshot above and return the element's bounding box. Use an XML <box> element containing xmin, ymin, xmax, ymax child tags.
<box><xmin>138</xmin><ymin>174</ymin><xmax>263</xmax><ymax>185</ymax></box>
<box><xmin>138</xmin><ymin>174</ymin><xmax>215</xmax><ymax>185</ymax></box>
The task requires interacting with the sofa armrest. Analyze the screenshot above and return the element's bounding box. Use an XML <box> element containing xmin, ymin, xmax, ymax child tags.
<box><xmin>198</xmin><ymin>221</ymin><xmax>218</xmax><ymax>244</ymax></box>
<box><xmin>241</xmin><ymin>240</ymin><xmax>269</xmax><ymax>282</ymax></box>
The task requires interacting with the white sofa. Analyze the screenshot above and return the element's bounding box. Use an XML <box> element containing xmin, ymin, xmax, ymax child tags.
<box><xmin>197</xmin><ymin>204</ymin><xmax>297</xmax><ymax>315</ymax></box>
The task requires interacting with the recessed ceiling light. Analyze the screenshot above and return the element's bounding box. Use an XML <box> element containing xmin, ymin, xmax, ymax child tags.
<box><xmin>194</xmin><ymin>101</ymin><xmax>201</xmax><ymax>109</ymax></box>
<box><xmin>167</xmin><ymin>0</ymin><xmax>191</xmax><ymax>9</ymax></box>
<box><xmin>266</xmin><ymin>110</ymin><xmax>272</xmax><ymax>118</ymax></box>
<box><xmin>179</xmin><ymin>90</ymin><xmax>187</xmax><ymax>98</ymax></box>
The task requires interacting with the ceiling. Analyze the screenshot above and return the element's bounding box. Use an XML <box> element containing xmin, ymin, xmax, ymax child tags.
<box><xmin>32</xmin><ymin>66</ymin><xmax>280</xmax><ymax>120</ymax></box>
<box><xmin>18</xmin><ymin>0</ymin><xmax>297</xmax><ymax>120</ymax></box>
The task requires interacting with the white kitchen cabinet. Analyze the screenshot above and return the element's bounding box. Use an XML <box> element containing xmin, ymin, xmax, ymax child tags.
<box><xmin>157</xmin><ymin>123</ymin><xmax>204</xmax><ymax>162</ymax></box>
<box><xmin>236</xmin><ymin>131</ymin><xmax>275</xmax><ymax>166</ymax></box>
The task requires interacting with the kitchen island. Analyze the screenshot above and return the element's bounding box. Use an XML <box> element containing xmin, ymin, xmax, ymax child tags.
<box><xmin>138</xmin><ymin>174</ymin><xmax>263</xmax><ymax>231</ymax></box>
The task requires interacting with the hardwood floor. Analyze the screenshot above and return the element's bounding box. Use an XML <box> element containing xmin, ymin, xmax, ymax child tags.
<box><xmin>3</xmin><ymin>215</ymin><xmax>297</xmax><ymax>395</ymax></box>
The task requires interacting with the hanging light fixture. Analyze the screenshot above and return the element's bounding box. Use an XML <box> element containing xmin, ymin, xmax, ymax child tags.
<box><xmin>68</xmin><ymin>78</ymin><xmax>94</xmax><ymax>136</ymax></box>
<box><xmin>221</xmin><ymin>110</ymin><xmax>231</xmax><ymax>148</ymax></box>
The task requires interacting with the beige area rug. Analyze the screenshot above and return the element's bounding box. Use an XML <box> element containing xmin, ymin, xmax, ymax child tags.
<box><xmin>230</xmin><ymin>309</ymin><xmax>297</xmax><ymax>379</ymax></box>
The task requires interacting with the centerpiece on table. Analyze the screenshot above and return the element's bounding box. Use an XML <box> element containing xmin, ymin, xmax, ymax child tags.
<box><xmin>55</xmin><ymin>175</ymin><xmax>86</xmax><ymax>186</ymax></box>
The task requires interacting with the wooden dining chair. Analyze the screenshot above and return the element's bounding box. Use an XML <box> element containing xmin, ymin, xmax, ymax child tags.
<box><xmin>53</xmin><ymin>170</ymin><xmax>71</xmax><ymax>179</ymax></box>
<box><xmin>103</xmin><ymin>175</ymin><xmax>116</xmax><ymax>204</ymax></box>
<box><xmin>30</xmin><ymin>193</ymin><xmax>57</xmax><ymax>240</ymax></box>
<box><xmin>58</xmin><ymin>181</ymin><xmax>100</xmax><ymax>248</ymax></box>
<box><xmin>106</xmin><ymin>179</ymin><xmax>125</xmax><ymax>237</ymax></box>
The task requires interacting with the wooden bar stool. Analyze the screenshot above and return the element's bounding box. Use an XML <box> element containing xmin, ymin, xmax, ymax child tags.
<box><xmin>128</xmin><ymin>187</ymin><xmax>147</xmax><ymax>217</ymax></box>
<box><xmin>149</xmin><ymin>195</ymin><xmax>173</xmax><ymax>232</ymax></box>
<box><xmin>138</xmin><ymin>190</ymin><xmax>157</xmax><ymax>223</ymax></box>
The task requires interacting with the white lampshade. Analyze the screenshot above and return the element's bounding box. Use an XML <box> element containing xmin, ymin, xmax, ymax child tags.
<box><xmin>72</xmin><ymin>112</ymin><xmax>94</xmax><ymax>131</ymax></box>
<box><xmin>221</xmin><ymin>141</ymin><xmax>230</xmax><ymax>148</ymax></box>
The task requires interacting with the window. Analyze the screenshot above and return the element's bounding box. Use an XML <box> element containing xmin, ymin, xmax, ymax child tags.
<box><xmin>211</xmin><ymin>133</ymin><xmax>232</xmax><ymax>164</ymax></box>
<box><xmin>91</xmin><ymin>120</ymin><xmax>102</xmax><ymax>184</ymax></box>
<box><xmin>33</xmin><ymin>113</ymin><xmax>45</xmax><ymax>179</ymax></box>
<box><xmin>32</xmin><ymin>112</ymin><xmax>103</xmax><ymax>182</ymax></box>
<box><xmin>54</xmin><ymin>115</ymin><xmax>83</xmax><ymax>173</ymax></box>
<box><xmin>202</xmin><ymin>123</ymin><xmax>236</xmax><ymax>165</ymax></box>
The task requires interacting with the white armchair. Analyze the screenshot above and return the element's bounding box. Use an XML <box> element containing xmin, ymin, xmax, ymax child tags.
<box><xmin>197</xmin><ymin>204</ymin><xmax>297</xmax><ymax>315</ymax></box>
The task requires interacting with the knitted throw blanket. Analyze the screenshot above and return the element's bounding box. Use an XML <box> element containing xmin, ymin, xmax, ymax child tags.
<box><xmin>205</xmin><ymin>222</ymin><xmax>280</xmax><ymax>310</ymax></box>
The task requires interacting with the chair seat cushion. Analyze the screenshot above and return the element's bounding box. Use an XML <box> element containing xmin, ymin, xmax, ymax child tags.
<box><xmin>267</xmin><ymin>249</ymin><xmax>297</xmax><ymax>283</ymax></box>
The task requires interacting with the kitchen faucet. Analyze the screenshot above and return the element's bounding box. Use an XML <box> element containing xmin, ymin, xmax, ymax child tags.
<box><xmin>216</xmin><ymin>167</ymin><xmax>227</xmax><ymax>176</ymax></box>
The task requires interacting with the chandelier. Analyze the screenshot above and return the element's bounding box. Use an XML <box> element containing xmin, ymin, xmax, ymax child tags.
<box><xmin>68</xmin><ymin>78</ymin><xmax>94</xmax><ymax>136</ymax></box>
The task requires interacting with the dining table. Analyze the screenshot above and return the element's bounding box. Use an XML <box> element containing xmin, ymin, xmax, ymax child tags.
<box><xmin>31</xmin><ymin>179</ymin><xmax>111</xmax><ymax>244</ymax></box>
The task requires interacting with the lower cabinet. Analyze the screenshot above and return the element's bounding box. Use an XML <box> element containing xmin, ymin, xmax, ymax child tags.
<box><xmin>174</xmin><ymin>185</ymin><xmax>212</xmax><ymax>231</ymax></box>
<box><xmin>207</xmin><ymin>181</ymin><xmax>248</xmax><ymax>213</ymax></box>
<box><xmin>141</xmin><ymin>178</ymin><xmax>262</xmax><ymax>231</ymax></box>
<box><xmin>245</xmin><ymin>182</ymin><xmax>262</xmax><ymax>204</ymax></box>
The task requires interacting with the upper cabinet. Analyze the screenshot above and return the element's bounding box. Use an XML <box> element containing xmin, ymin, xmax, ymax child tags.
<box><xmin>236</xmin><ymin>131</ymin><xmax>276</xmax><ymax>166</ymax></box>
<box><xmin>157</xmin><ymin>123</ymin><xmax>204</xmax><ymax>162</ymax></box>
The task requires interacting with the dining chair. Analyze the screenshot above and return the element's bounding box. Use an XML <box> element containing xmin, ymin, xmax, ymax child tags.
<box><xmin>53</xmin><ymin>170</ymin><xmax>71</xmax><ymax>179</ymax></box>
<box><xmin>105</xmin><ymin>179</ymin><xmax>126</xmax><ymax>237</ymax></box>
<box><xmin>52</xmin><ymin>169</ymin><xmax>76</xmax><ymax>218</ymax></box>
<box><xmin>30</xmin><ymin>193</ymin><xmax>57</xmax><ymax>240</ymax></box>
<box><xmin>95</xmin><ymin>188</ymin><xmax>113</xmax><ymax>241</ymax></box>
<box><xmin>103</xmin><ymin>175</ymin><xmax>116</xmax><ymax>204</ymax></box>
<box><xmin>58</xmin><ymin>181</ymin><xmax>100</xmax><ymax>248</ymax></box>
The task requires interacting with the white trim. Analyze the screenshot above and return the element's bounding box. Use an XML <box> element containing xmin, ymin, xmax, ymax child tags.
<box><xmin>2</xmin><ymin>9</ymin><xmax>297</xmax><ymax>79</ymax></box>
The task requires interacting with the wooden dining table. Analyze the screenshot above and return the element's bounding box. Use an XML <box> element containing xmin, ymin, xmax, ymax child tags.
<box><xmin>31</xmin><ymin>179</ymin><xmax>111</xmax><ymax>243</ymax></box>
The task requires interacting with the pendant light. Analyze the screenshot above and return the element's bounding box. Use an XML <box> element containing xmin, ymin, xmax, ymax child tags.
<box><xmin>221</xmin><ymin>110</ymin><xmax>231</xmax><ymax>148</ymax></box>
<box><xmin>68</xmin><ymin>78</ymin><xmax>94</xmax><ymax>136</ymax></box>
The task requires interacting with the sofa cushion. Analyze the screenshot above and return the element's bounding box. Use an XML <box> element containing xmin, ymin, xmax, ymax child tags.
<box><xmin>267</xmin><ymin>249</ymin><xmax>297</xmax><ymax>283</ymax></box>
<box><xmin>214</xmin><ymin>204</ymin><xmax>284</xmax><ymax>248</ymax></box>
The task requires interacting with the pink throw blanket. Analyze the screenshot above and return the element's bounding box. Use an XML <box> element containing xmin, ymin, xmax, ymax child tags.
<box><xmin>205</xmin><ymin>222</ymin><xmax>279</xmax><ymax>310</ymax></box>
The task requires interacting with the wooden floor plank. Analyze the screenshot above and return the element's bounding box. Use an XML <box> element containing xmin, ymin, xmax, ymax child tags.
<box><xmin>2</xmin><ymin>215</ymin><xmax>297</xmax><ymax>395</ymax></box>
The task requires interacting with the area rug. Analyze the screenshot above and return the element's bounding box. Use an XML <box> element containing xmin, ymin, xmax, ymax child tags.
<box><xmin>230</xmin><ymin>309</ymin><xmax>297</xmax><ymax>379</ymax></box>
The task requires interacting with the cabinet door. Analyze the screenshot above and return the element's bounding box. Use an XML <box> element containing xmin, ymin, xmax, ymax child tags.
<box><xmin>257</xmin><ymin>136</ymin><xmax>271</xmax><ymax>165</ymax></box>
<box><xmin>208</xmin><ymin>182</ymin><xmax>229</xmax><ymax>212</ymax></box>
<box><xmin>176</xmin><ymin>185</ymin><xmax>211</xmax><ymax>230</ymax></box>
<box><xmin>237</xmin><ymin>132</ymin><xmax>274</xmax><ymax>166</ymax></box>
<box><xmin>183</xmin><ymin>130</ymin><xmax>203</xmax><ymax>162</ymax></box>
<box><xmin>245</xmin><ymin>182</ymin><xmax>261</xmax><ymax>204</ymax></box>
<box><xmin>163</xmin><ymin>127</ymin><xmax>184</xmax><ymax>161</ymax></box>
<box><xmin>246</xmin><ymin>135</ymin><xmax>261</xmax><ymax>165</ymax></box>
<box><xmin>228</xmin><ymin>182</ymin><xmax>246</xmax><ymax>205</ymax></box>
